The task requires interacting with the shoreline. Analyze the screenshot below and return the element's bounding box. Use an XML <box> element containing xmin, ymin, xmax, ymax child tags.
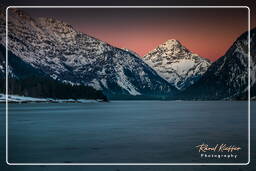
<box><xmin>0</xmin><ymin>94</ymin><xmax>105</xmax><ymax>104</ymax></box>
<box><xmin>0</xmin><ymin>94</ymin><xmax>253</xmax><ymax>104</ymax></box>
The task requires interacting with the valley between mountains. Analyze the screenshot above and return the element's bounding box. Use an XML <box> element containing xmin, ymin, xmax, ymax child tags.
<box><xmin>0</xmin><ymin>8</ymin><xmax>255</xmax><ymax>101</ymax></box>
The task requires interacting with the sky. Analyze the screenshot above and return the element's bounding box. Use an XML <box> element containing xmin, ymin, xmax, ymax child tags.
<box><xmin>22</xmin><ymin>7</ymin><xmax>250</xmax><ymax>61</ymax></box>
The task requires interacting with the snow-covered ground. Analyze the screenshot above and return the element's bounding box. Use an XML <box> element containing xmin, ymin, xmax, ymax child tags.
<box><xmin>0</xmin><ymin>94</ymin><xmax>101</xmax><ymax>103</ymax></box>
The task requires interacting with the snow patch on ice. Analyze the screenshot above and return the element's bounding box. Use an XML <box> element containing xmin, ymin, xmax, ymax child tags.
<box><xmin>0</xmin><ymin>94</ymin><xmax>100</xmax><ymax>103</ymax></box>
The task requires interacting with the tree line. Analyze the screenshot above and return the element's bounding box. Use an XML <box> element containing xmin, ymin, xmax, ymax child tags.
<box><xmin>0</xmin><ymin>76</ymin><xmax>108</xmax><ymax>101</ymax></box>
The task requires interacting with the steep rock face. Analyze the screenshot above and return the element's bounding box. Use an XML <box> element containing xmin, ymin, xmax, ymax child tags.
<box><xmin>0</xmin><ymin>47</ymin><xmax>5</xmax><ymax>78</ymax></box>
<box><xmin>0</xmin><ymin>9</ymin><xmax>178</xmax><ymax>99</ymax></box>
<box><xmin>143</xmin><ymin>39</ymin><xmax>211</xmax><ymax>90</ymax></box>
<box><xmin>239</xmin><ymin>28</ymin><xmax>256</xmax><ymax>99</ymax></box>
<box><xmin>0</xmin><ymin>9</ymin><xmax>5</xmax><ymax>79</ymax></box>
<box><xmin>179</xmin><ymin>28</ymin><xmax>256</xmax><ymax>100</ymax></box>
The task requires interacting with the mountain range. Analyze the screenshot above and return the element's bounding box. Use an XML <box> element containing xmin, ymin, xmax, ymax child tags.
<box><xmin>0</xmin><ymin>8</ymin><xmax>255</xmax><ymax>100</ymax></box>
<box><xmin>0</xmin><ymin>9</ymin><xmax>177</xmax><ymax>100</ymax></box>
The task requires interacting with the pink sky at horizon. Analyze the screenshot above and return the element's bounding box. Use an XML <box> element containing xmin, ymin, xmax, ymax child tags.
<box><xmin>80</xmin><ymin>27</ymin><xmax>246</xmax><ymax>61</ymax></box>
<box><xmin>25</xmin><ymin>8</ymin><xmax>250</xmax><ymax>61</ymax></box>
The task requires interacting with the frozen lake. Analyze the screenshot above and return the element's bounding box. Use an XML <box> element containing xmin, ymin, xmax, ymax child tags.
<box><xmin>0</xmin><ymin>101</ymin><xmax>249</xmax><ymax>164</ymax></box>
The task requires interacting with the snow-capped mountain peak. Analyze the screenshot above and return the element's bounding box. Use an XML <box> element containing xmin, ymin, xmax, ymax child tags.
<box><xmin>159</xmin><ymin>39</ymin><xmax>182</xmax><ymax>48</ymax></box>
<box><xmin>143</xmin><ymin>39</ymin><xmax>211</xmax><ymax>90</ymax></box>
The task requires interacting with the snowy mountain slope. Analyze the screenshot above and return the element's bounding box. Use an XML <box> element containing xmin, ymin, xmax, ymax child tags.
<box><xmin>0</xmin><ymin>44</ymin><xmax>47</xmax><ymax>79</ymax></box>
<box><xmin>0</xmin><ymin>10</ymin><xmax>5</xmax><ymax>79</ymax></box>
<box><xmin>143</xmin><ymin>39</ymin><xmax>211</xmax><ymax>90</ymax></box>
<box><xmin>0</xmin><ymin>9</ymin><xmax>178</xmax><ymax>98</ymax></box>
<box><xmin>238</xmin><ymin>27</ymin><xmax>256</xmax><ymax>99</ymax></box>
<box><xmin>179</xmin><ymin>28</ymin><xmax>256</xmax><ymax>100</ymax></box>
<box><xmin>250</xmin><ymin>28</ymin><xmax>256</xmax><ymax>88</ymax></box>
<box><xmin>0</xmin><ymin>46</ymin><xmax>5</xmax><ymax>78</ymax></box>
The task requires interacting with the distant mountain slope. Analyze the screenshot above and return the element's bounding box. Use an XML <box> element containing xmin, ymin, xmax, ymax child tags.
<box><xmin>143</xmin><ymin>39</ymin><xmax>211</xmax><ymax>90</ymax></box>
<box><xmin>0</xmin><ymin>45</ymin><xmax>107</xmax><ymax>101</ymax></box>
<box><xmin>0</xmin><ymin>9</ymin><xmax>178</xmax><ymax>99</ymax></box>
<box><xmin>179</xmin><ymin>28</ymin><xmax>256</xmax><ymax>100</ymax></box>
